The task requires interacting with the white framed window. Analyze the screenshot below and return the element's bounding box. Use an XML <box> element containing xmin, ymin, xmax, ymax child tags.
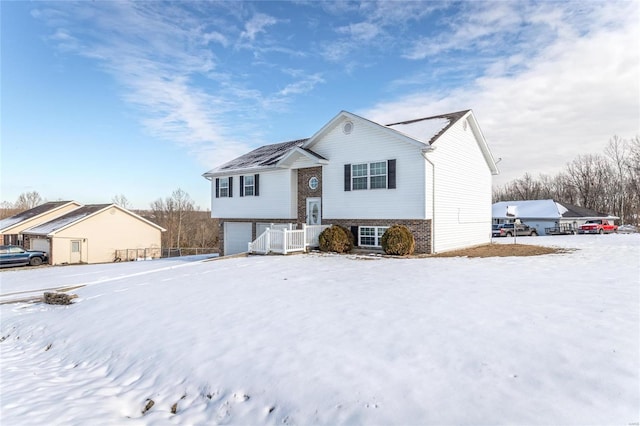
<box><xmin>243</xmin><ymin>175</ymin><xmax>254</xmax><ymax>196</ymax></box>
<box><xmin>219</xmin><ymin>177</ymin><xmax>230</xmax><ymax>197</ymax></box>
<box><xmin>358</xmin><ymin>226</ymin><xmax>388</xmax><ymax>247</ymax></box>
<box><xmin>352</xmin><ymin>163</ymin><xmax>368</xmax><ymax>190</ymax></box>
<box><xmin>369</xmin><ymin>161</ymin><xmax>387</xmax><ymax>189</ymax></box>
<box><xmin>351</xmin><ymin>161</ymin><xmax>387</xmax><ymax>190</ymax></box>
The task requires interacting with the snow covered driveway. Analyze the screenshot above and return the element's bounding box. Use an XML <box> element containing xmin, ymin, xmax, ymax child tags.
<box><xmin>1</xmin><ymin>235</ymin><xmax>638</xmax><ymax>425</ymax></box>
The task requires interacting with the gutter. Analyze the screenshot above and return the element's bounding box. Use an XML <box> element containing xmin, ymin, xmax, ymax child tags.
<box><xmin>421</xmin><ymin>146</ymin><xmax>436</xmax><ymax>254</ymax></box>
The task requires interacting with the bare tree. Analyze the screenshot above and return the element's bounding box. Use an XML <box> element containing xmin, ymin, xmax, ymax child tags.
<box><xmin>112</xmin><ymin>194</ymin><xmax>130</xmax><ymax>209</ymax></box>
<box><xmin>14</xmin><ymin>191</ymin><xmax>43</xmax><ymax>210</ymax></box>
<box><xmin>494</xmin><ymin>134</ymin><xmax>639</xmax><ymax>225</ymax></box>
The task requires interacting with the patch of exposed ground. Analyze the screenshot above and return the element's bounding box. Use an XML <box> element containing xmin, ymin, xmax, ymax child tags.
<box><xmin>430</xmin><ymin>243</ymin><xmax>570</xmax><ymax>258</ymax></box>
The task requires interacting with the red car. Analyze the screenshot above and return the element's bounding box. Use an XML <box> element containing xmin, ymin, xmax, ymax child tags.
<box><xmin>578</xmin><ymin>219</ymin><xmax>617</xmax><ymax>234</ymax></box>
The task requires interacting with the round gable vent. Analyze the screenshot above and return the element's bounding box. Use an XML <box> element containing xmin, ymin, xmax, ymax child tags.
<box><xmin>343</xmin><ymin>121</ymin><xmax>353</xmax><ymax>134</ymax></box>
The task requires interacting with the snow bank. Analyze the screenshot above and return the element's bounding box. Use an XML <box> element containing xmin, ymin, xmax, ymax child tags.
<box><xmin>1</xmin><ymin>235</ymin><xmax>638</xmax><ymax>425</ymax></box>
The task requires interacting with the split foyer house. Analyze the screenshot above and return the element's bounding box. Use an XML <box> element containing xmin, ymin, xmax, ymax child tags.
<box><xmin>203</xmin><ymin>110</ymin><xmax>499</xmax><ymax>256</ymax></box>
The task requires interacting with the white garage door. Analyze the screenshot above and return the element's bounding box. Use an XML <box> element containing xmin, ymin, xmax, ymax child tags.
<box><xmin>31</xmin><ymin>238</ymin><xmax>50</xmax><ymax>255</ymax></box>
<box><xmin>224</xmin><ymin>222</ymin><xmax>252</xmax><ymax>256</ymax></box>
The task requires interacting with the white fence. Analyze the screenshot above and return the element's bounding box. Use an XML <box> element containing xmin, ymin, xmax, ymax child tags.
<box><xmin>249</xmin><ymin>224</ymin><xmax>330</xmax><ymax>255</ymax></box>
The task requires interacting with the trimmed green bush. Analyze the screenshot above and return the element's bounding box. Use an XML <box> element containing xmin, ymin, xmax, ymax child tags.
<box><xmin>318</xmin><ymin>225</ymin><xmax>354</xmax><ymax>253</ymax></box>
<box><xmin>381</xmin><ymin>225</ymin><xmax>415</xmax><ymax>256</ymax></box>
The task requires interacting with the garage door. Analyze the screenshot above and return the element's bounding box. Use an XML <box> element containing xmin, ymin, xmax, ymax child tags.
<box><xmin>31</xmin><ymin>238</ymin><xmax>50</xmax><ymax>255</ymax></box>
<box><xmin>224</xmin><ymin>222</ymin><xmax>252</xmax><ymax>256</ymax></box>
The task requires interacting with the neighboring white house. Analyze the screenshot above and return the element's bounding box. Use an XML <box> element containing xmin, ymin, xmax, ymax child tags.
<box><xmin>203</xmin><ymin>110</ymin><xmax>499</xmax><ymax>255</ymax></box>
<box><xmin>492</xmin><ymin>199</ymin><xmax>619</xmax><ymax>235</ymax></box>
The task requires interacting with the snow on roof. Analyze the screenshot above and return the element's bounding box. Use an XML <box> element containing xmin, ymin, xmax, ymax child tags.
<box><xmin>385</xmin><ymin>110</ymin><xmax>468</xmax><ymax>145</ymax></box>
<box><xmin>203</xmin><ymin>110</ymin><xmax>470</xmax><ymax>176</ymax></box>
<box><xmin>493</xmin><ymin>200</ymin><xmax>618</xmax><ymax>220</ymax></box>
<box><xmin>492</xmin><ymin>200</ymin><xmax>562</xmax><ymax>219</ymax></box>
<box><xmin>205</xmin><ymin>139</ymin><xmax>308</xmax><ymax>175</ymax></box>
<box><xmin>24</xmin><ymin>204</ymin><xmax>111</xmax><ymax>235</ymax></box>
<box><xmin>0</xmin><ymin>201</ymin><xmax>76</xmax><ymax>231</ymax></box>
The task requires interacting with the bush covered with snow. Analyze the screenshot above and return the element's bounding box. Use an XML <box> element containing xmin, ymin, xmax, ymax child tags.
<box><xmin>381</xmin><ymin>224</ymin><xmax>415</xmax><ymax>255</ymax></box>
<box><xmin>318</xmin><ymin>225</ymin><xmax>353</xmax><ymax>253</ymax></box>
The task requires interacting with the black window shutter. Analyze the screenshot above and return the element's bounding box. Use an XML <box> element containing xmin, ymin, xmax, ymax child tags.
<box><xmin>228</xmin><ymin>176</ymin><xmax>233</xmax><ymax>197</ymax></box>
<box><xmin>344</xmin><ymin>164</ymin><xmax>351</xmax><ymax>191</ymax></box>
<box><xmin>350</xmin><ymin>226</ymin><xmax>358</xmax><ymax>244</ymax></box>
<box><xmin>254</xmin><ymin>174</ymin><xmax>259</xmax><ymax>196</ymax></box>
<box><xmin>239</xmin><ymin>176</ymin><xmax>244</xmax><ymax>197</ymax></box>
<box><xmin>388</xmin><ymin>159</ymin><xmax>396</xmax><ymax>189</ymax></box>
<box><xmin>215</xmin><ymin>178</ymin><xmax>220</xmax><ymax>198</ymax></box>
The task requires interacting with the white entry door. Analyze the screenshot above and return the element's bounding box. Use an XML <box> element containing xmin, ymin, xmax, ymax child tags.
<box><xmin>306</xmin><ymin>198</ymin><xmax>321</xmax><ymax>225</ymax></box>
<box><xmin>70</xmin><ymin>240</ymin><xmax>82</xmax><ymax>264</ymax></box>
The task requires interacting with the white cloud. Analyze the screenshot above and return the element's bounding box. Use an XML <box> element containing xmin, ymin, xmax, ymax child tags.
<box><xmin>366</xmin><ymin>1</ymin><xmax>640</xmax><ymax>187</ymax></box>
<box><xmin>240</xmin><ymin>13</ymin><xmax>278</xmax><ymax>41</ymax></box>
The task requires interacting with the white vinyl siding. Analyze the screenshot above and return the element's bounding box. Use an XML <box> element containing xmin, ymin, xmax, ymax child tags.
<box><xmin>211</xmin><ymin>169</ymin><xmax>296</xmax><ymax>219</ymax></box>
<box><xmin>312</xmin><ymin>118</ymin><xmax>426</xmax><ymax>220</ymax></box>
<box><xmin>429</xmin><ymin>115</ymin><xmax>493</xmax><ymax>253</ymax></box>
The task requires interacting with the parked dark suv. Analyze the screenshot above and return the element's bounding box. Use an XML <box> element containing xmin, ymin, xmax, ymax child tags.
<box><xmin>0</xmin><ymin>245</ymin><xmax>48</xmax><ymax>267</ymax></box>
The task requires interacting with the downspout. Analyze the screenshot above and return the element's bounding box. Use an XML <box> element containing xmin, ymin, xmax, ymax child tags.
<box><xmin>421</xmin><ymin>146</ymin><xmax>436</xmax><ymax>254</ymax></box>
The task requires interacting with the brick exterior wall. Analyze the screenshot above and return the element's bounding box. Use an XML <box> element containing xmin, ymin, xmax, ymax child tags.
<box><xmin>323</xmin><ymin>218</ymin><xmax>432</xmax><ymax>254</ymax></box>
<box><xmin>297</xmin><ymin>166</ymin><xmax>323</xmax><ymax>224</ymax></box>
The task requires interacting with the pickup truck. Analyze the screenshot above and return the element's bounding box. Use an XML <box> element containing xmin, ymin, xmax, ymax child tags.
<box><xmin>0</xmin><ymin>245</ymin><xmax>48</xmax><ymax>267</ymax></box>
<box><xmin>492</xmin><ymin>223</ymin><xmax>538</xmax><ymax>237</ymax></box>
<box><xmin>578</xmin><ymin>219</ymin><xmax>617</xmax><ymax>234</ymax></box>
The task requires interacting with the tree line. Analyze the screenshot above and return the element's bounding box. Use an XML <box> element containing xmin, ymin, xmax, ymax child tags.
<box><xmin>0</xmin><ymin>189</ymin><xmax>219</xmax><ymax>250</ymax></box>
<box><xmin>493</xmin><ymin>135</ymin><xmax>640</xmax><ymax>225</ymax></box>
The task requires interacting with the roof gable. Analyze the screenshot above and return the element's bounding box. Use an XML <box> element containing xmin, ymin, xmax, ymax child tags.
<box><xmin>302</xmin><ymin>110</ymin><xmax>431</xmax><ymax>151</ymax></box>
<box><xmin>23</xmin><ymin>204</ymin><xmax>166</xmax><ymax>235</ymax></box>
<box><xmin>386</xmin><ymin>110</ymin><xmax>467</xmax><ymax>145</ymax></box>
<box><xmin>202</xmin><ymin>109</ymin><xmax>498</xmax><ymax>176</ymax></box>
<box><xmin>0</xmin><ymin>201</ymin><xmax>81</xmax><ymax>233</ymax></box>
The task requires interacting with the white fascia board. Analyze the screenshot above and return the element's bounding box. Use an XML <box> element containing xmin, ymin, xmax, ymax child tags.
<box><xmin>465</xmin><ymin>111</ymin><xmax>500</xmax><ymax>175</ymax></box>
<box><xmin>202</xmin><ymin>165</ymin><xmax>282</xmax><ymax>179</ymax></box>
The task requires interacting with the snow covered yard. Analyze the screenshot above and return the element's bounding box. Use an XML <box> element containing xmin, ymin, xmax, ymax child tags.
<box><xmin>1</xmin><ymin>235</ymin><xmax>638</xmax><ymax>425</ymax></box>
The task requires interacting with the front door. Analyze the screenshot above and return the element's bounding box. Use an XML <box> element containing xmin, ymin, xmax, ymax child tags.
<box><xmin>306</xmin><ymin>198</ymin><xmax>321</xmax><ymax>225</ymax></box>
<box><xmin>70</xmin><ymin>240</ymin><xmax>82</xmax><ymax>264</ymax></box>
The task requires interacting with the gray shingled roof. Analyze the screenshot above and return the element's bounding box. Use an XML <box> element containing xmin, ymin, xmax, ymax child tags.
<box><xmin>558</xmin><ymin>202</ymin><xmax>608</xmax><ymax>218</ymax></box>
<box><xmin>215</xmin><ymin>139</ymin><xmax>309</xmax><ymax>172</ymax></box>
<box><xmin>204</xmin><ymin>110</ymin><xmax>469</xmax><ymax>176</ymax></box>
<box><xmin>24</xmin><ymin>204</ymin><xmax>111</xmax><ymax>235</ymax></box>
<box><xmin>0</xmin><ymin>201</ymin><xmax>76</xmax><ymax>231</ymax></box>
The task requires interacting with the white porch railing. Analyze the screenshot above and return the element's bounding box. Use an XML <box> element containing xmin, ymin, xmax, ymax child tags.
<box><xmin>248</xmin><ymin>224</ymin><xmax>330</xmax><ymax>255</ymax></box>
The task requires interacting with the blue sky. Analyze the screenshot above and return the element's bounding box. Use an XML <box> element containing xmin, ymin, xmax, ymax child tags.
<box><xmin>2</xmin><ymin>1</ymin><xmax>638</xmax><ymax>209</ymax></box>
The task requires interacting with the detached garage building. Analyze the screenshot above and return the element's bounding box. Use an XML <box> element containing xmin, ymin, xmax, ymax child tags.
<box><xmin>0</xmin><ymin>201</ymin><xmax>82</xmax><ymax>245</ymax></box>
<box><xmin>22</xmin><ymin>204</ymin><xmax>165</xmax><ymax>265</ymax></box>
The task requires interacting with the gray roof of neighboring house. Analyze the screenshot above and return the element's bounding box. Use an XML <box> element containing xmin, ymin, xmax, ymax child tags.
<box><xmin>23</xmin><ymin>204</ymin><xmax>111</xmax><ymax>235</ymax></box>
<box><xmin>557</xmin><ymin>202</ymin><xmax>608</xmax><ymax>218</ymax></box>
<box><xmin>204</xmin><ymin>110</ymin><xmax>469</xmax><ymax>176</ymax></box>
<box><xmin>0</xmin><ymin>201</ymin><xmax>76</xmax><ymax>232</ymax></box>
